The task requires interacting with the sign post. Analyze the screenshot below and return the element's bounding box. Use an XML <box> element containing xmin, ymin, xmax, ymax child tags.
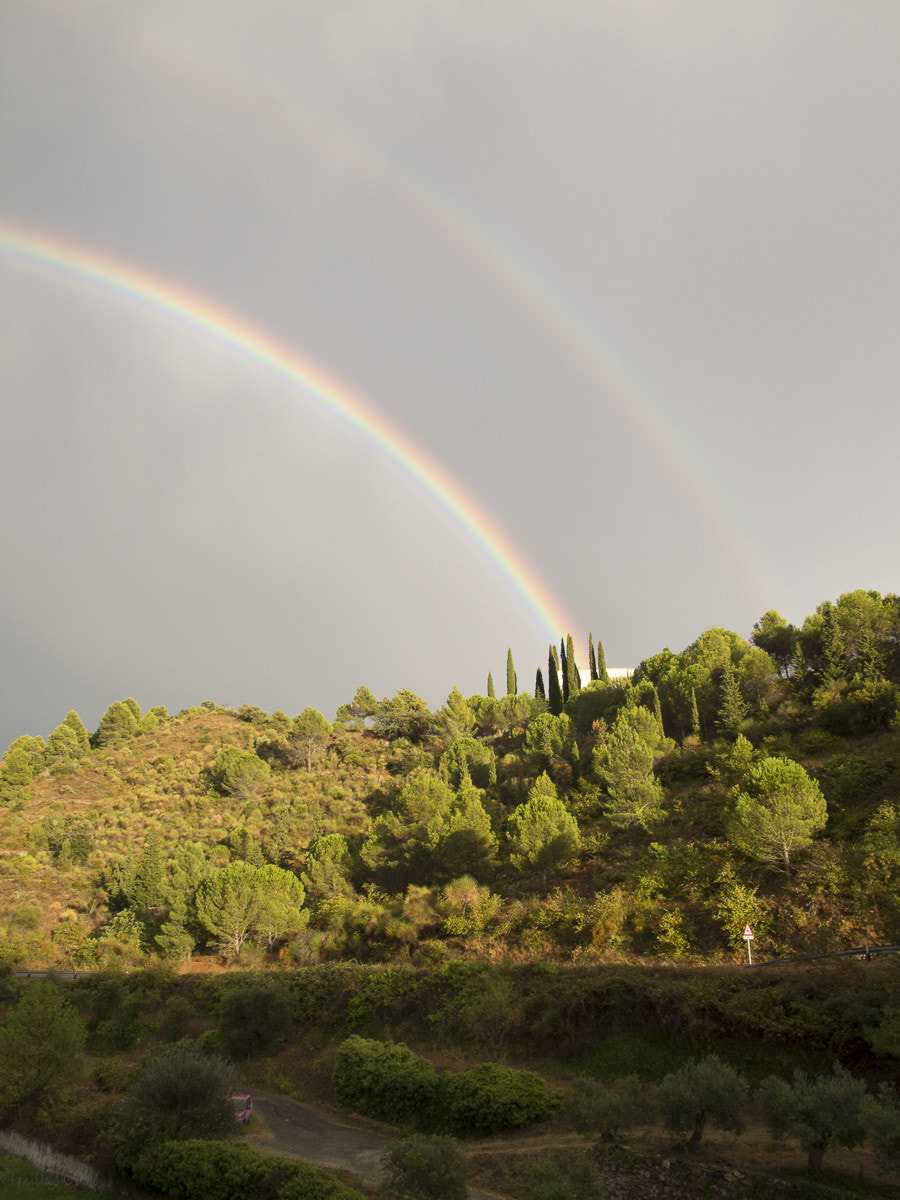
<box><xmin>743</xmin><ymin>923</ymin><xmax>754</xmax><ymax>965</ymax></box>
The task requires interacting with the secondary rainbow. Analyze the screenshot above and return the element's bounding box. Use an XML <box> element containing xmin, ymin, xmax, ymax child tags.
<box><xmin>0</xmin><ymin>217</ymin><xmax>575</xmax><ymax>642</ymax></box>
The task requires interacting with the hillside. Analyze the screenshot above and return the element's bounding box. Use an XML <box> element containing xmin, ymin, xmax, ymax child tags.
<box><xmin>1</xmin><ymin>588</ymin><xmax>899</xmax><ymax>972</ymax></box>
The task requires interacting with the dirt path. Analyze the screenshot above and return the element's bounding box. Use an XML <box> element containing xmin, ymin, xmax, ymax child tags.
<box><xmin>244</xmin><ymin>1090</ymin><xmax>499</xmax><ymax>1199</ymax></box>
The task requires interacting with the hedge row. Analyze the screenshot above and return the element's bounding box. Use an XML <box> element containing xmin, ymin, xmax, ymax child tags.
<box><xmin>130</xmin><ymin>1138</ymin><xmax>364</xmax><ymax>1200</ymax></box>
<box><xmin>333</xmin><ymin>1035</ymin><xmax>561</xmax><ymax>1136</ymax></box>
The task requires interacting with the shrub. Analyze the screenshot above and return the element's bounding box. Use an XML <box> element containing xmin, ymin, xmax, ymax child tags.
<box><xmin>516</xmin><ymin>1152</ymin><xmax>604</xmax><ymax>1200</ymax></box>
<box><xmin>332</xmin><ymin>1036</ymin><xmax>439</xmax><ymax>1130</ymax></box>
<box><xmin>219</xmin><ymin>985</ymin><xmax>293</xmax><ymax>1060</ymax></box>
<box><xmin>442</xmin><ymin>1062</ymin><xmax>562</xmax><ymax>1138</ymax></box>
<box><xmin>115</xmin><ymin>1042</ymin><xmax>235</xmax><ymax>1168</ymax></box>
<box><xmin>132</xmin><ymin>1139</ymin><xmax>364</xmax><ymax>1200</ymax></box>
<box><xmin>380</xmin><ymin>1134</ymin><xmax>468</xmax><ymax>1200</ymax></box>
<box><xmin>567</xmin><ymin>1074</ymin><xmax>646</xmax><ymax>1144</ymax></box>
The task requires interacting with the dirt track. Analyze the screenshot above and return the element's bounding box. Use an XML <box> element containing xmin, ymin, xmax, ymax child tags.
<box><xmin>244</xmin><ymin>1090</ymin><xmax>499</xmax><ymax>1199</ymax></box>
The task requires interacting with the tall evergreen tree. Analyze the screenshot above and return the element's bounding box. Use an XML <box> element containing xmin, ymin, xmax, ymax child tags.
<box><xmin>595</xmin><ymin>638</ymin><xmax>609</xmax><ymax>683</ymax></box>
<box><xmin>534</xmin><ymin>668</ymin><xmax>546</xmax><ymax>701</ymax></box>
<box><xmin>547</xmin><ymin>647</ymin><xmax>563</xmax><ymax>716</ymax></box>
<box><xmin>566</xmin><ymin>634</ymin><xmax>581</xmax><ymax>697</ymax></box>
<box><xmin>560</xmin><ymin>642</ymin><xmax>569</xmax><ymax>704</ymax></box>
<box><xmin>506</xmin><ymin>649</ymin><xmax>517</xmax><ymax>697</ymax></box>
<box><xmin>588</xmin><ymin>634</ymin><xmax>598</xmax><ymax>681</ymax></box>
<box><xmin>487</xmin><ymin>672</ymin><xmax>495</xmax><ymax>699</ymax></box>
<box><xmin>716</xmin><ymin>663</ymin><xmax>749</xmax><ymax>739</ymax></box>
<box><xmin>690</xmin><ymin>688</ymin><xmax>701</xmax><ymax>739</ymax></box>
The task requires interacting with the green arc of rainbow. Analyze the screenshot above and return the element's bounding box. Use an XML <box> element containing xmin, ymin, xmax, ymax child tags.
<box><xmin>0</xmin><ymin>216</ymin><xmax>575</xmax><ymax>643</ymax></box>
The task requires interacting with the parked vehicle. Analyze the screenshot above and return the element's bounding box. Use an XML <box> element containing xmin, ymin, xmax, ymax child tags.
<box><xmin>232</xmin><ymin>1094</ymin><xmax>253</xmax><ymax>1124</ymax></box>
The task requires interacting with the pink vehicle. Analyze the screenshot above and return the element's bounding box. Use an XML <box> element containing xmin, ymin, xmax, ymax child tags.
<box><xmin>232</xmin><ymin>1094</ymin><xmax>253</xmax><ymax>1124</ymax></box>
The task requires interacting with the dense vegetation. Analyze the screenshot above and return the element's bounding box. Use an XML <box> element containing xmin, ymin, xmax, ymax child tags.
<box><xmin>3</xmin><ymin>590</ymin><xmax>900</xmax><ymax>1194</ymax></box>
<box><xmin>1</xmin><ymin>588</ymin><xmax>899</xmax><ymax>971</ymax></box>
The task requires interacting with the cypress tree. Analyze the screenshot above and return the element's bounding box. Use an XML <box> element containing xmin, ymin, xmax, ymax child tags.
<box><xmin>651</xmin><ymin>685</ymin><xmax>665</xmax><ymax>739</ymax></box>
<box><xmin>487</xmin><ymin>672</ymin><xmax>495</xmax><ymax>699</ymax></box>
<box><xmin>506</xmin><ymin>649</ymin><xmax>517</xmax><ymax>697</ymax></box>
<box><xmin>595</xmin><ymin>638</ymin><xmax>609</xmax><ymax>683</ymax></box>
<box><xmin>547</xmin><ymin>647</ymin><xmax>563</xmax><ymax>716</ymax></box>
<box><xmin>588</xmin><ymin>634</ymin><xmax>598</xmax><ymax>681</ymax></box>
<box><xmin>534</xmin><ymin>668</ymin><xmax>546</xmax><ymax>701</ymax></box>
<box><xmin>690</xmin><ymin>688</ymin><xmax>701</xmax><ymax>739</ymax></box>
<box><xmin>566</xmin><ymin>634</ymin><xmax>581</xmax><ymax>696</ymax></box>
<box><xmin>560</xmin><ymin>642</ymin><xmax>569</xmax><ymax>703</ymax></box>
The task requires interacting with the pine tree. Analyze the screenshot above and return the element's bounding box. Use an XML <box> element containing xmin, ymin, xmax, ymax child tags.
<box><xmin>566</xmin><ymin>634</ymin><xmax>581</xmax><ymax>696</ymax></box>
<box><xmin>506</xmin><ymin>649</ymin><xmax>517</xmax><ymax>697</ymax></box>
<box><xmin>534</xmin><ymin>668</ymin><xmax>546</xmax><ymax>701</ymax></box>
<box><xmin>716</xmin><ymin>663</ymin><xmax>749</xmax><ymax>739</ymax></box>
<box><xmin>588</xmin><ymin>634</ymin><xmax>598</xmax><ymax>681</ymax></box>
<box><xmin>547</xmin><ymin>647</ymin><xmax>563</xmax><ymax>716</ymax></box>
<box><xmin>487</xmin><ymin>672</ymin><xmax>495</xmax><ymax>699</ymax></box>
<box><xmin>651</xmin><ymin>685</ymin><xmax>665</xmax><ymax>739</ymax></box>
<box><xmin>595</xmin><ymin>639</ymin><xmax>609</xmax><ymax>683</ymax></box>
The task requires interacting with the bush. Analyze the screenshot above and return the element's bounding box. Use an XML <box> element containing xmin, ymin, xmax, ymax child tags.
<box><xmin>441</xmin><ymin>1062</ymin><xmax>561</xmax><ymax>1138</ymax></box>
<box><xmin>516</xmin><ymin>1152</ymin><xmax>604</xmax><ymax>1200</ymax></box>
<box><xmin>115</xmin><ymin>1042</ymin><xmax>236</xmax><ymax>1168</ymax></box>
<box><xmin>132</xmin><ymin>1139</ymin><xmax>365</xmax><ymax>1200</ymax></box>
<box><xmin>380</xmin><ymin>1134</ymin><xmax>468</xmax><ymax>1200</ymax></box>
<box><xmin>332</xmin><ymin>1036</ymin><xmax>439</xmax><ymax>1130</ymax></box>
<box><xmin>219</xmin><ymin>985</ymin><xmax>293</xmax><ymax>1060</ymax></box>
<box><xmin>567</xmin><ymin>1074</ymin><xmax>646</xmax><ymax>1144</ymax></box>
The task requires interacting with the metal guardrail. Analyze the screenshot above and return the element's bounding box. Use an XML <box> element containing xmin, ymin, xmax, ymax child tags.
<box><xmin>13</xmin><ymin>969</ymin><xmax>98</xmax><ymax>979</ymax></box>
<box><xmin>756</xmin><ymin>944</ymin><xmax>900</xmax><ymax>967</ymax></box>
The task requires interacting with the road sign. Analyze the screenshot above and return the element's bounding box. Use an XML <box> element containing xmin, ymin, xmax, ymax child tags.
<box><xmin>743</xmin><ymin>924</ymin><xmax>754</xmax><ymax>940</ymax></box>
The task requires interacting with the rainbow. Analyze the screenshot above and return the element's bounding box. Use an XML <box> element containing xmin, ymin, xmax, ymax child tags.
<box><xmin>0</xmin><ymin>216</ymin><xmax>576</xmax><ymax>642</ymax></box>
<box><xmin>116</xmin><ymin>10</ymin><xmax>779</xmax><ymax>613</ymax></box>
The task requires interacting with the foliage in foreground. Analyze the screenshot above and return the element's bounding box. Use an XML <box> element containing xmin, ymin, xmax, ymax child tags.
<box><xmin>130</xmin><ymin>1139</ymin><xmax>364</xmax><ymax>1200</ymax></box>
<box><xmin>379</xmin><ymin>1134</ymin><xmax>469</xmax><ymax>1200</ymax></box>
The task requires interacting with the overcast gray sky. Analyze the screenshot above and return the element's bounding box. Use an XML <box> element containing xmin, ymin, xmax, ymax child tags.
<box><xmin>1</xmin><ymin>1</ymin><xmax>898</xmax><ymax>749</ymax></box>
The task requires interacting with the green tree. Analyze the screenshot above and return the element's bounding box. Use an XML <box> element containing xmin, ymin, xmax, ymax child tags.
<box><xmin>0</xmin><ymin>979</ymin><xmax>86</xmax><ymax>1115</ymax></box>
<box><xmin>115</xmin><ymin>1042</ymin><xmax>235</xmax><ymax>1166</ymax></box>
<box><xmin>507</xmin><ymin>773</ymin><xmax>580</xmax><ymax>891</ymax></box>
<box><xmin>487</xmin><ymin>672</ymin><xmax>495</xmax><ymax>699</ymax></box>
<box><xmin>62</xmin><ymin>710</ymin><xmax>91</xmax><ymax>754</ymax></box>
<box><xmin>594</xmin><ymin>714</ymin><xmax>666</xmax><ymax>830</ymax></box>
<box><xmin>302</xmin><ymin>834</ymin><xmax>356</xmax><ymax>908</ymax></box>
<box><xmin>437</xmin><ymin>687</ymin><xmax>476</xmax><ymax>743</ymax></box>
<box><xmin>565</xmin><ymin>634</ymin><xmax>581</xmax><ymax>697</ymax></box>
<box><xmin>380</xmin><ymin>1135</ymin><xmax>468</xmax><ymax>1200</ymax></box>
<box><xmin>349</xmin><ymin>685</ymin><xmax>378</xmax><ymax>724</ymax></box>
<box><xmin>131</xmin><ymin>829</ymin><xmax>166</xmax><ymax>909</ymax></box>
<box><xmin>219</xmin><ymin>750</ymin><xmax>272</xmax><ymax>803</ymax></box>
<box><xmin>506</xmin><ymin>648</ymin><xmax>517</xmax><ymax>697</ymax></box>
<box><xmin>752</xmin><ymin>610</ymin><xmax>799</xmax><ymax>679</ymax></box>
<box><xmin>95</xmin><ymin>700</ymin><xmax>139</xmax><ymax>747</ymax></box>
<box><xmin>756</xmin><ymin>1066</ymin><xmax>880</xmax><ymax>1172</ymax></box>
<box><xmin>534</xmin><ymin>668</ymin><xmax>545</xmax><ymax>701</ymax></box>
<box><xmin>43</xmin><ymin>722</ymin><xmax>81</xmax><ymax>774</ymax></box>
<box><xmin>595</xmin><ymin>638</ymin><xmax>609</xmax><ymax>684</ymax></box>
<box><xmin>716</xmin><ymin>661</ymin><xmax>749</xmax><ymax>739</ymax></box>
<box><xmin>291</xmin><ymin>706</ymin><xmax>331</xmax><ymax>770</ymax></box>
<box><xmin>1</xmin><ymin>735</ymin><xmax>45</xmax><ymax>803</ymax></box>
<box><xmin>657</xmin><ymin>1055</ymin><xmax>747</xmax><ymax>1151</ymax></box>
<box><xmin>254</xmin><ymin>864</ymin><xmax>307</xmax><ymax>948</ymax></box>
<box><xmin>373</xmin><ymin>690</ymin><xmax>433</xmax><ymax>742</ymax></box>
<box><xmin>547</xmin><ymin>646</ymin><xmax>563</xmax><ymax>716</ymax></box>
<box><xmin>729</xmin><ymin>757</ymin><xmax>827</xmax><ymax>877</ymax></box>
<box><xmin>195</xmin><ymin>862</ymin><xmax>276</xmax><ymax>958</ymax></box>
<box><xmin>523</xmin><ymin>712</ymin><xmax>579</xmax><ymax>784</ymax></box>
<box><xmin>588</xmin><ymin>633</ymin><xmax>598</xmax><ymax>681</ymax></box>
<box><xmin>568</xmin><ymin>1074</ymin><xmax>647</xmax><ymax>1146</ymax></box>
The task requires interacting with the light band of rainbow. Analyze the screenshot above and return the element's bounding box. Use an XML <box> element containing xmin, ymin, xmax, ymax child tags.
<box><xmin>0</xmin><ymin>216</ymin><xmax>576</xmax><ymax>643</ymax></box>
